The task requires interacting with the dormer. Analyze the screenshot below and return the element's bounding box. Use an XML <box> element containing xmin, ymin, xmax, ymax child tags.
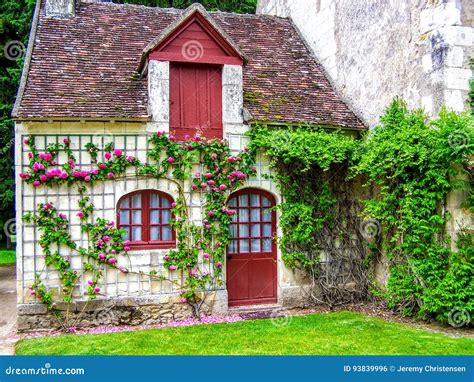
<box><xmin>139</xmin><ymin>4</ymin><xmax>247</xmax><ymax>141</ymax></box>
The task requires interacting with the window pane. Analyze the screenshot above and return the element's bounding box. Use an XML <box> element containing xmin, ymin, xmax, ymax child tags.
<box><xmin>239</xmin><ymin>208</ymin><xmax>249</xmax><ymax>222</ymax></box>
<box><xmin>250</xmin><ymin>208</ymin><xmax>260</xmax><ymax>222</ymax></box>
<box><xmin>262</xmin><ymin>196</ymin><xmax>271</xmax><ymax>207</ymax></box>
<box><xmin>121</xmin><ymin>227</ymin><xmax>130</xmax><ymax>240</ymax></box>
<box><xmin>229</xmin><ymin>224</ymin><xmax>237</xmax><ymax>238</ymax></box>
<box><xmin>120</xmin><ymin>197</ymin><xmax>130</xmax><ymax>208</ymax></box>
<box><xmin>239</xmin><ymin>224</ymin><xmax>249</xmax><ymax>237</ymax></box>
<box><xmin>132</xmin><ymin>210</ymin><xmax>141</xmax><ymax>224</ymax></box>
<box><xmin>250</xmin><ymin>224</ymin><xmax>260</xmax><ymax>237</ymax></box>
<box><xmin>239</xmin><ymin>195</ymin><xmax>248</xmax><ymax>207</ymax></box>
<box><xmin>240</xmin><ymin>239</ymin><xmax>249</xmax><ymax>252</ymax></box>
<box><xmin>262</xmin><ymin>238</ymin><xmax>272</xmax><ymax>252</ymax></box>
<box><xmin>262</xmin><ymin>208</ymin><xmax>271</xmax><ymax>222</ymax></box>
<box><xmin>120</xmin><ymin>210</ymin><xmax>129</xmax><ymax>225</ymax></box>
<box><xmin>150</xmin><ymin>227</ymin><xmax>160</xmax><ymax>241</ymax></box>
<box><xmin>162</xmin><ymin>210</ymin><xmax>171</xmax><ymax>224</ymax></box>
<box><xmin>132</xmin><ymin>194</ymin><xmax>141</xmax><ymax>208</ymax></box>
<box><xmin>228</xmin><ymin>240</ymin><xmax>237</xmax><ymax>254</ymax></box>
<box><xmin>250</xmin><ymin>194</ymin><xmax>260</xmax><ymax>206</ymax></box>
<box><xmin>263</xmin><ymin>224</ymin><xmax>272</xmax><ymax>237</ymax></box>
<box><xmin>251</xmin><ymin>239</ymin><xmax>261</xmax><ymax>252</ymax></box>
<box><xmin>161</xmin><ymin>197</ymin><xmax>171</xmax><ymax>208</ymax></box>
<box><xmin>150</xmin><ymin>210</ymin><xmax>159</xmax><ymax>224</ymax></box>
<box><xmin>162</xmin><ymin>226</ymin><xmax>172</xmax><ymax>241</ymax></box>
<box><xmin>228</xmin><ymin>198</ymin><xmax>237</xmax><ymax>208</ymax></box>
<box><xmin>132</xmin><ymin>226</ymin><xmax>142</xmax><ymax>241</ymax></box>
<box><xmin>150</xmin><ymin>193</ymin><xmax>159</xmax><ymax>208</ymax></box>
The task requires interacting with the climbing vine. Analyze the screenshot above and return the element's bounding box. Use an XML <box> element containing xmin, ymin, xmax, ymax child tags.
<box><xmin>248</xmin><ymin>126</ymin><xmax>372</xmax><ymax>307</ymax></box>
<box><xmin>20</xmin><ymin>133</ymin><xmax>255</xmax><ymax>326</ymax></box>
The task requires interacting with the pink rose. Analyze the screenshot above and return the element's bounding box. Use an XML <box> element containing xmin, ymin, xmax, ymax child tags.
<box><xmin>60</xmin><ymin>172</ymin><xmax>68</xmax><ymax>179</ymax></box>
<box><xmin>107</xmin><ymin>172</ymin><xmax>114</xmax><ymax>179</ymax></box>
<box><xmin>28</xmin><ymin>152</ymin><xmax>33</xmax><ymax>158</ymax></box>
<box><xmin>169</xmin><ymin>265</ymin><xmax>177</xmax><ymax>271</ymax></box>
<box><xmin>203</xmin><ymin>252</ymin><xmax>210</xmax><ymax>259</ymax></box>
<box><xmin>87</xmin><ymin>280</ymin><xmax>93</xmax><ymax>286</ymax></box>
<box><xmin>216</xmin><ymin>262</ymin><xmax>223</xmax><ymax>268</ymax></box>
<box><xmin>211</xmin><ymin>153</ymin><xmax>217</xmax><ymax>160</ymax></box>
<box><xmin>171</xmin><ymin>202</ymin><xmax>176</xmax><ymax>208</ymax></box>
<box><xmin>63</xmin><ymin>138</ymin><xmax>70</xmax><ymax>145</ymax></box>
<box><xmin>98</xmin><ymin>163</ymin><xmax>106</xmax><ymax>170</ymax></box>
<box><xmin>205</xmin><ymin>173</ymin><xmax>213</xmax><ymax>179</ymax></box>
<box><xmin>219</xmin><ymin>184</ymin><xmax>227</xmax><ymax>191</ymax></box>
<box><xmin>123</xmin><ymin>240</ymin><xmax>131</xmax><ymax>246</ymax></box>
<box><xmin>169</xmin><ymin>135</ymin><xmax>176</xmax><ymax>142</ymax></box>
<box><xmin>23</xmin><ymin>138</ymin><xmax>29</xmax><ymax>144</ymax></box>
<box><xmin>39</xmin><ymin>175</ymin><xmax>47</xmax><ymax>182</ymax></box>
<box><xmin>163</xmin><ymin>255</ymin><xmax>170</xmax><ymax>261</ymax></box>
<box><xmin>180</xmin><ymin>297</ymin><xmax>187</xmax><ymax>304</ymax></box>
<box><xmin>157</xmin><ymin>131</ymin><xmax>163</xmax><ymax>137</ymax></box>
<box><xmin>108</xmin><ymin>258</ymin><xmax>117</xmax><ymax>265</ymax></box>
<box><xmin>59</xmin><ymin>213</ymin><xmax>67</xmax><ymax>220</ymax></box>
<box><xmin>114</xmin><ymin>149</ymin><xmax>122</xmax><ymax>157</ymax></box>
<box><xmin>207</xmin><ymin>180</ymin><xmax>215</xmax><ymax>186</ymax></box>
<box><xmin>201</xmin><ymin>183</ymin><xmax>207</xmax><ymax>189</ymax></box>
<box><xmin>98</xmin><ymin>253</ymin><xmax>106</xmax><ymax>261</ymax></box>
<box><xmin>192</xmin><ymin>184</ymin><xmax>198</xmax><ymax>190</ymax></box>
<box><xmin>33</xmin><ymin>180</ymin><xmax>41</xmax><ymax>187</ymax></box>
<box><xmin>84</xmin><ymin>176</ymin><xmax>91</xmax><ymax>182</ymax></box>
<box><xmin>94</xmin><ymin>287</ymin><xmax>101</xmax><ymax>294</ymax></box>
<box><xmin>208</xmin><ymin>211</ymin><xmax>215</xmax><ymax>217</ymax></box>
<box><xmin>167</xmin><ymin>157</ymin><xmax>175</xmax><ymax>164</ymax></box>
<box><xmin>77</xmin><ymin>211</ymin><xmax>85</xmax><ymax>219</ymax></box>
<box><xmin>104</xmin><ymin>152</ymin><xmax>112</xmax><ymax>160</ymax></box>
<box><xmin>124</xmin><ymin>246</ymin><xmax>131</xmax><ymax>252</ymax></box>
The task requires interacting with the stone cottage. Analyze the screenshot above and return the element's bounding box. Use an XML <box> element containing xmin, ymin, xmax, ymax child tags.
<box><xmin>12</xmin><ymin>0</ymin><xmax>364</xmax><ymax>330</ymax></box>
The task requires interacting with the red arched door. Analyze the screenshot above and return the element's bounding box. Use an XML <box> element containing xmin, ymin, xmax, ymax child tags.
<box><xmin>226</xmin><ymin>189</ymin><xmax>277</xmax><ymax>307</ymax></box>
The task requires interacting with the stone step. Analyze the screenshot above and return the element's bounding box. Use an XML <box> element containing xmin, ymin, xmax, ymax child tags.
<box><xmin>228</xmin><ymin>304</ymin><xmax>283</xmax><ymax>315</ymax></box>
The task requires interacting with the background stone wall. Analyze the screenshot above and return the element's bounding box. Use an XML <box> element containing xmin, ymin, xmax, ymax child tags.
<box><xmin>257</xmin><ymin>0</ymin><xmax>473</xmax><ymax>127</ymax></box>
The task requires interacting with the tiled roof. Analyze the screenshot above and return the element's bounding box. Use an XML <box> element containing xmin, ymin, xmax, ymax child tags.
<box><xmin>14</xmin><ymin>1</ymin><xmax>365</xmax><ymax>129</ymax></box>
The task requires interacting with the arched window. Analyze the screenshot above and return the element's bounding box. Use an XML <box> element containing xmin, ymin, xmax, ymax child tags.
<box><xmin>117</xmin><ymin>190</ymin><xmax>176</xmax><ymax>250</ymax></box>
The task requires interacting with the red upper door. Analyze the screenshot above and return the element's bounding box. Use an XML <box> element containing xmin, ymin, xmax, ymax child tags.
<box><xmin>170</xmin><ymin>63</ymin><xmax>223</xmax><ymax>140</ymax></box>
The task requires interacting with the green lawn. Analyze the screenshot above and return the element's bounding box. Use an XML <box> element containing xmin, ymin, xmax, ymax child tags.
<box><xmin>0</xmin><ymin>249</ymin><xmax>15</xmax><ymax>266</ymax></box>
<box><xmin>15</xmin><ymin>311</ymin><xmax>474</xmax><ymax>355</ymax></box>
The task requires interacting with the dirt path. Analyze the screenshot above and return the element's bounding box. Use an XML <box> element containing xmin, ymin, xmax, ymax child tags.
<box><xmin>0</xmin><ymin>266</ymin><xmax>17</xmax><ymax>355</ymax></box>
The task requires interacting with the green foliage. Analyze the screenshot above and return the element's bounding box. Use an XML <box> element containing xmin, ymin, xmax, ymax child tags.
<box><xmin>249</xmin><ymin>126</ymin><xmax>370</xmax><ymax>305</ymax></box>
<box><xmin>355</xmin><ymin>99</ymin><xmax>474</xmax><ymax>321</ymax></box>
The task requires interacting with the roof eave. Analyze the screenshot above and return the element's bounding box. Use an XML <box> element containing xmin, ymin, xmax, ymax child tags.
<box><xmin>11</xmin><ymin>0</ymin><xmax>43</xmax><ymax>118</ymax></box>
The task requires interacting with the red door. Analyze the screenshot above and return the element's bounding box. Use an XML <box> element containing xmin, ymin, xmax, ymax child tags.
<box><xmin>169</xmin><ymin>63</ymin><xmax>223</xmax><ymax>140</ymax></box>
<box><xmin>226</xmin><ymin>189</ymin><xmax>278</xmax><ymax>307</ymax></box>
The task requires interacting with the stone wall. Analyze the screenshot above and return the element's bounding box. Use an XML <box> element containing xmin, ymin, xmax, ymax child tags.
<box><xmin>257</xmin><ymin>0</ymin><xmax>473</xmax><ymax>127</ymax></box>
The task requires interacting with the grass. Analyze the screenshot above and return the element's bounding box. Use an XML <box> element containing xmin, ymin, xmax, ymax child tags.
<box><xmin>15</xmin><ymin>311</ymin><xmax>474</xmax><ymax>355</ymax></box>
<box><xmin>0</xmin><ymin>249</ymin><xmax>15</xmax><ymax>266</ymax></box>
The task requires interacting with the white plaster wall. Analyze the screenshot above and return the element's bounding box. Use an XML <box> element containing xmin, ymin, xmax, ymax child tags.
<box><xmin>257</xmin><ymin>0</ymin><xmax>473</xmax><ymax>126</ymax></box>
<box><xmin>147</xmin><ymin>60</ymin><xmax>170</xmax><ymax>133</ymax></box>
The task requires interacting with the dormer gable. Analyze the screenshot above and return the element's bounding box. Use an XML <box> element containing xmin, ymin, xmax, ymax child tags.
<box><xmin>138</xmin><ymin>3</ymin><xmax>247</xmax><ymax>72</ymax></box>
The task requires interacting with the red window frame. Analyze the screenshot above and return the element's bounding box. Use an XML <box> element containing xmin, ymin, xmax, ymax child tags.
<box><xmin>117</xmin><ymin>190</ymin><xmax>176</xmax><ymax>250</ymax></box>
